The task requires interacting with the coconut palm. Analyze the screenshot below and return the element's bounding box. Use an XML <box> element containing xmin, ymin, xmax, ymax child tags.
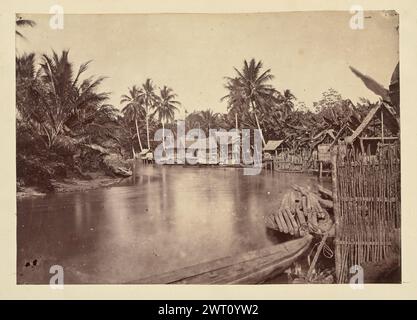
<box><xmin>199</xmin><ymin>109</ymin><xmax>219</xmax><ymax>135</ymax></box>
<box><xmin>153</xmin><ymin>86</ymin><xmax>180</xmax><ymax>150</ymax></box>
<box><xmin>16</xmin><ymin>52</ymin><xmax>36</xmax><ymax>79</ymax></box>
<box><xmin>282</xmin><ymin>89</ymin><xmax>296</xmax><ymax>118</ymax></box>
<box><xmin>185</xmin><ymin>111</ymin><xmax>203</xmax><ymax>132</ymax></box>
<box><xmin>218</xmin><ymin>113</ymin><xmax>236</xmax><ymax>131</ymax></box>
<box><xmin>225</xmin><ymin>59</ymin><xmax>278</xmax><ymax>146</ymax></box>
<box><xmin>121</xmin><ymin>85</ymin><xmax>145</xmax><ymax>153</ymax></box>
<box><xmin>16</xmin><ymin>16</ymin><xmax>36</xmax><ymax>39</ymax></box>
<box><xmin>137</xmin><ymin>78</ymin><xmax>159</xmax><ymax>150</ymax></box>
<box><xmin>221</xmin><ymin>77</ymin><xmax>249</xmax><ymax>130</ymax></box>
<box><xmin>16</xmin><ymin>50</ymin><xmax>110</xmax><ymax>149</ymax></box>
<box><xmin>16</xmin><ymin>53</ymin><xmax>44</xmax><ymax>129</ymax></box>
<box><xmin>38</xmin><ymin>50</ymin><xmax>109</xmax><ymax>148</ymax></box>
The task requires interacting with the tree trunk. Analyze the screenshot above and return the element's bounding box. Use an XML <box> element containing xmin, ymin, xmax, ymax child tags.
<box><xmin>146</xmin><ymin>104</ymin><xmax>150</xmax><ymax>150</ymax></box>
<box><xmin>235</xmin><ymin>112</ymin><xmax>238</xmax><ymax>130</ymax></box>
<box><xmin>162</xmin><ymin>121</ymin><xmax>165</xmax><ymax>151</ymax></box>
<box><xmin>132</xmin><ymin>145</ymin><xmax>136</xmax><ymax>159</ymax></box>
<box><xmin>251</xmin><ymin>101</ymin><xmax>266</xmax><ymax>146</ymax></box>
<box><xmin>135</xmin><ymin>118</ymin><xmax>143</xmax><ymax>152</ymax></box>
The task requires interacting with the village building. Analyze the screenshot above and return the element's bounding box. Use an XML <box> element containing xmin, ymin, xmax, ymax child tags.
<box><xmin>263</xmin><ymin>140</ymin><xmax>287</xmax><ymax>158</ymax></box>
<box><xmin>311</xmin><ymin>129</ymin><xmax>336</xmax><ymax>164</ymax></box>
<box><xmin>344</xmin><ymin>102</ymin><xmax>400</xmax><ymax>154</ymax></box>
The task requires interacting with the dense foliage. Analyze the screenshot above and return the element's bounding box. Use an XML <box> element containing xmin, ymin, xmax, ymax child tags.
<box><xmin>16</xmin><ymin>47</ymin><xmax>374</xmax><ymax>191</ymax></box>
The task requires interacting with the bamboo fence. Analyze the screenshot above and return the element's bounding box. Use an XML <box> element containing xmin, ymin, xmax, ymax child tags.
<box><xmin>273</xmin><ymin>150</ymin><xmax>311</xmax><ymax>172</ymax></box>
<box><xmin>333</xmin><ymin>143</ymin><xmax>400</xmax><ymax>283</ymax></box>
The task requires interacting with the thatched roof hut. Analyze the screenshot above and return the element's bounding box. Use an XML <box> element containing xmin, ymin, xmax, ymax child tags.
<box><xmin>263</xmin><ymin>140</ymin><xmax>287</xmax><ymax>156</ymax></box>
<box><xmin>345</xmin><ymin>102</ymin><xmax>399</xmax><ymax>153</ymax></box>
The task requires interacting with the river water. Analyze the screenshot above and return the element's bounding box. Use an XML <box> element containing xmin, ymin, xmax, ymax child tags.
<box><xmin>17</xmin><ymin>164</ymin><xmax>328</xmax><ymax>284</ymax></box>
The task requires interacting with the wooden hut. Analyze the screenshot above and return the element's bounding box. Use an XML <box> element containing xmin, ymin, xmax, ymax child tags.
<box><xmin>312</xmin><ymin>130</ymin><xmax>336</xmax><ymax>161</ymax></box>
<box><xmin>185</xmin><ymin>137</ymin><xmax>218</xmax><ymax>165</ymax></box>
<box><xmin>264</xmin><ymin>140</ymin><xmax>310</xmax><ymax>172</ymax></box>
<box><xmin>263</xmin><ymin>140</ymin><xmax>286</xmax><ymax>157</ymax></box>
<box><xmin>215</xmin><ymin>131</ymin><xmax>240</xmax><ymax>165</ymax></box>
<box><xmin>138</xmin><ymin>148</ymin><xmax>150</xmax><ymax>163</ymax></box>
<box><xmin>262</xmin><ymin>140</ymin><xmax>282</xmax><ymax>171</ymax></box>
<box><xmin>309</xmin><ymin>130</ymin><xmax>336</xmax><ymax>177</ymax></box>
<box><xmin>344</xmin><ymin>102</ymin><xmax>399</xmax><ymax>154</ymax></box>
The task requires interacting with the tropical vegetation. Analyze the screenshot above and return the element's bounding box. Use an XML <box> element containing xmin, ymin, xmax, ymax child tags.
<box><xmin>16</xmin><ymin>18</ymin><xmax>375</xmax><ymax>192</ymax></box>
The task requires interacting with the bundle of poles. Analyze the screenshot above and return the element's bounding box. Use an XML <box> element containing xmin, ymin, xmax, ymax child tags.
<box><xmin>265</xmin><ymin>184</ymin><xmax>334</xmax><ymax>237</ymax></box>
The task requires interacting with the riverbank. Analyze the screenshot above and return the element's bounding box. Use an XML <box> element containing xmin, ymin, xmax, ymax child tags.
<box><xmin>17</xmin><ymin>172</ymin><xmax>125</xmax><ymax>199</ymax></box>
<box><xmin>16</xmin><ymin>140</ymin><xmax>133</xmax><ymax>199</ymax></box>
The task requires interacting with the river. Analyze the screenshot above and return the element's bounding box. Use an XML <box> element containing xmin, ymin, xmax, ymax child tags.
<box><xmin>17</xmin><ymin>164</ymin><xmax>328</xmax><ymax>284</ymax></box>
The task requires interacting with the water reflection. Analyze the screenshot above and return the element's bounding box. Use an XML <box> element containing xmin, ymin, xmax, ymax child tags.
<box><xmin>17</xmin><ymin>163</ymin><xmax>329</xmax><ymax>283</ymax></box>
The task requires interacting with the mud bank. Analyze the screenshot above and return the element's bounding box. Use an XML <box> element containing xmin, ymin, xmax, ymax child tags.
<box><xmin>17</xmin><ymin>172</ymin><xmax>125</xmax><ymax>199</ymax></box>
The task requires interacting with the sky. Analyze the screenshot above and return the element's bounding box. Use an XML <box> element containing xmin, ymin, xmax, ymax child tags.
<box><xmin>16</xmin><ymin>12</ymin><xmax>399</xmax><ymax>118</ymax></box>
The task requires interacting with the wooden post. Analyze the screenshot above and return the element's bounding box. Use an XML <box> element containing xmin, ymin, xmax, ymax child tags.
<box><xmin>319</xmin><ymin>161</ymin><xmax>323</xmax><ymax>179</ymax></box>
<box><xmin>331</xmin><ymin>146</ymin><xmax>342</xmax><ymax>282</ymax></box>
<box><xmin>360</xmin><ymin>138</ymin><xmax>365</xmax><ymax>154</ymax></box>
<box><xmin>381</xmin><ymin>109</ymin><xmax>384</xmax><ymax>144</ymax></box>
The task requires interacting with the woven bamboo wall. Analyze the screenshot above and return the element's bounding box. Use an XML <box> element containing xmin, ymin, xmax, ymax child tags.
<box><xmin>334</xmin><ymin>144</ymin><xmax>400</xmax><ymax>283</ymax></box>
<box><xmin>273</xmin><ymin>150</ymin><xmax>311</xmax><ymax>172</ymax></box>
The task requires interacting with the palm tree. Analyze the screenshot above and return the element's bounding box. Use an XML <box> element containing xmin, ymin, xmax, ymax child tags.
<box><xmin>138</xmin><ymin>78</ymin><xmax>159</xmax><ymax>150</ymax></box>
<box><xmin>221</xmin><ymin>77</ymin><xmax>249</xmax><ymax>130</ymax></box>
<box><xmin>16</xmin><ymin>50</ymin><xmax>109</xmax><ymax>149</ymax></box>
<box><xmin>16</xmin><ymin>16</ymin><xmax>36</xmax><ymax>39</ymax></box>
<box><xmin>282</xmin><ymin>89</ymin><xmax>296</xmax><ymax>118</ymax></box>
<box><xmin>153</xmin><ymin>86</ymin><xmax>180</xmax><ymax>150</ymax></box>
<box><xmin>117</xmin><ymin>114</ymin><xmax>138</xmax><ymax>158</ymax></box>
<box><xmin>38</xmin><ymin>50</ymin><xmax>109</xmax><ymax>148</ymax></box>
<box><xmin>16</xmin><ymin>53</ymin><xmax>42</xmax><ymax>128</ymax></box>
<box><xmin>199</xmin><ymin>109</ymin><xmax>219</xmax><ymax>135</ymax></box>
<box><xmin>121</xmin><ymin>85</ymin><xmax>145</xmax><ymax>153</ymax></box>
<box><xmin>218</xmin><ymin>113</ymin><xmax>236</xmax><ymax>131</ymax></box>
<box><xmin>185</xmin><ymin>111</ymin><xmax>203</xmax><ymax>132</ymax></box>
<box><xmin>16</xmin><ymin>52</ymin><xmax>36</xmax><ymax>79</ymax></box>
<box><xmin>226</xmin><ymin>59</ymin><xmax>278</xmax><ymax>146</ymax></box>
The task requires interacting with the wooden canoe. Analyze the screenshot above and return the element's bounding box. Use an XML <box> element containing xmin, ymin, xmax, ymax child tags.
<box><xmin>130</xmin><ymin>235</ymin><xmax>312</xmax><ymax>284</ymax></box>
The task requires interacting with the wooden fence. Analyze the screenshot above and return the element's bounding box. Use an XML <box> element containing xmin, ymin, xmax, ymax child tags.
<box><xmin>333</xmin><ymin>143</ymin><xmax>400</xmax><ymax>283</ymax></box>
<box><xmin>273</xmin><ymin>150</ymin><xmax>312</xmax><ymax>172</ymax></box>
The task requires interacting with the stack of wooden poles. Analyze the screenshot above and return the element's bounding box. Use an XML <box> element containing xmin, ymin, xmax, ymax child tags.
<box><xmin>265</xmin><ymin>184</ymin><xmax>334</xmax><ymax>237</ymax></box>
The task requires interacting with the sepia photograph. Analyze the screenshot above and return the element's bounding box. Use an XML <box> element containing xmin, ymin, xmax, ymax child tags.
<box><xmin>15</xmin><ymin>11</ymin><xmax>400</xmax><ymax>285</ymax></box>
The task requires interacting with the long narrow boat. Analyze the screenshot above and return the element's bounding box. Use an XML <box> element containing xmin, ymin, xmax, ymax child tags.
<box><xmin>130</xmin><ymin>235</ymin><xmax>312</xmax><ymax>284</ymax></box>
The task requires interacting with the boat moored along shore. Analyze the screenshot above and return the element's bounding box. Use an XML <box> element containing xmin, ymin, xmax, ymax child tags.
<box><xmin>131</xmin><ymin>235</ymin><xmax>312</xmax><ymax>284</ymax></box>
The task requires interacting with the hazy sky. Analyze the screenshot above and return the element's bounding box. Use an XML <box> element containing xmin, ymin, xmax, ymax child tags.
<box><xmin>16</xmin><ymin>12</ymin><xmax>398</xmax><ymax>117</ymax></box>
